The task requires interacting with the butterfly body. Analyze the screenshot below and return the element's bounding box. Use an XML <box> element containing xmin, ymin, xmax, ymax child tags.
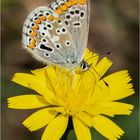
<box><xmin>22</xmin><ymin>0</ymin><xmax>90</xmax><ymax>70</ymax></box>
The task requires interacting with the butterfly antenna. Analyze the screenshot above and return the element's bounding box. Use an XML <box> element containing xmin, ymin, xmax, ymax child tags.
<box><xmin>89</xmin><ymin>64</ymin><xmax>109</xmax><ymax>87</ymax></box>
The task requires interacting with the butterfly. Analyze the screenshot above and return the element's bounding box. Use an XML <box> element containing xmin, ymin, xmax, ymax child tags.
<box><xmin>22</xmin><ymin>0</ymin><xmax>90</xmax><ymax>71</ymax></box>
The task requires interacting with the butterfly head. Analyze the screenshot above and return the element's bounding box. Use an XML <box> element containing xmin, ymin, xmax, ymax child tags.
<box><xmin>80</xmin><ymin>60</ymin><xmax>89</xmax><ymax>71</ymax></box>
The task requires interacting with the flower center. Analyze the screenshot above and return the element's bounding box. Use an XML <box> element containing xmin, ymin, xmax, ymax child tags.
<box><xmin>63</xmin><ymin>102</ymin><xmax>80</xmax><ymax>116</ymax></box>
<box><xmin>64</xmin><ymin>108</ymin><xmax>77</xmax><ymax>116</ymax></box>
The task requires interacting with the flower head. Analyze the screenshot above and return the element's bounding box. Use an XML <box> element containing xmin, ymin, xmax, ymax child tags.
<box><xmin>8</xmin><ymin>49</ymin><xmax>134</xmax><ymax>140</ymax></box>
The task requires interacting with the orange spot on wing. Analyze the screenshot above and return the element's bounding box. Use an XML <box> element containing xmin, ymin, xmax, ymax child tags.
<box><xmin>60</xmin><ymin>5</ymin><xmax>67</xmax><ymax>11</ymax></box>
<box><xmin>66</xmin><ymin>1</ymin><xmax>73</xmax><ymax>8</ymax></box>
<box><xmin>30</xmin><ymin>38</ymin><xmax>36</xmax><ymax>43</ymax></box>
<box><xmin>48</xmin><ymin>15</ymin><xmax>54</xmax><ymax>21</ymax></box>
<box><xmin>79</xmin><ymin>0</ymin><xmax>86</xmax><ymax>5</ymax></box>
<box><xmin>35</xmin><ymin>19</ymin><xmax>41</xmax><ymax>24</ymax></box>
<box><xmin>30</xmin><ymin>31</ymin><xmax>37</xmax><ymax>37</ymax></box>
<box><xmin>40</xmin><ymin>16</ymin><xmax>47</xmax><ymax>21</ymax></box>
<box><xmin>32</xmin><ymin>25</ymin><xmax>39</xmax><ymax>30</ymax></box>
<box><xmin>55</xmin><ymin>17</ymin><xmax>61</xmax><ymax>22</ymax></box>
<box><xmin>28</xmin><ymin>42</ymin><xmax>36</xmax><ymax>49</ymax></box>
<box><xmin>72</xmin><ymin>0</ymin><xmax>78</xmax><ymax>5</ymax></box>
<box><xmin>55</xmin><ymin>8</ymin><xmax>63</xmax><ymax>15</ymax></box>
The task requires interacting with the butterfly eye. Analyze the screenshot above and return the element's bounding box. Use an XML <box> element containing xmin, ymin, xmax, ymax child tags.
<box><xmin>65</xmin><ymin>40</ymin><xmax>71</xmax><ymax>46</ymax></box>
<box><xmin>80</xmin><ymin>61</ymin><xmax>89</xmax><ymax>70</ymax></box>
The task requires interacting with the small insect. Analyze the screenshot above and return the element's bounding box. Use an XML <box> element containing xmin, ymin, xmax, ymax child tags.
<box><xmin>22</xmin><ymin>0</ymin><xmax>90</xmax><ymax>71</ymax></box>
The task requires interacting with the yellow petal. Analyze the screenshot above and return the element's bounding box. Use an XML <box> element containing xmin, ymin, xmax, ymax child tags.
<box><xmin>77</xmin><ymin>112</ymin><xmax>92</xmax><ymax>127</ymax></box>
<box><xmin>32</xmin><ymin>66</ymin><xmax>62</xmax><ymax>95</ymax></box>
<box><xmin>83</xmin><ymin>105</ymin><xmax>115</xmax><ymax>117</ymax></box>
<box><xmin>55</xmin><ymin>72</ymin><xmax>75</xmax><ymax>100</ymax></box>
<box><xmin>98</xmin><ymin>102</ymin><xmax>134</xmax><ymax>116</ymax></box>
<box><xmin>23</xmin><ymin>108</ymin><xmax>57</xmax><ymax>131</ymax></box>
<box><xmin>7</xmin><ymin>95</ymin><xmax>48</xmax><ymax>109</ymax></box>
<box><xmin>31</xmin><ymin>66</ymin><xmax>47</xmax><ymax>76</ymax></box>
<box><xmin>87</xmin><ymin>70</ymin><xmax>134</xmax><ymax>105</ymax></box>
<box><xmin>53</xmin><ymin>107</ymin><xmax>65</xmax><ymax>113</ymax></box>
<box><xmin>73</xmin><ymin>117</ymin><xmax>91</xmax><ymax>140</ymax></box>
<box><xmin>86</xmin><ymin>102</ymin><xmax>134</xmax><ymax>117</ymax></box>
<box><xmin>71</xmin><ymin>71</ymin><xmax>96</xmax><ymax>107</ymax></box>
<box><xmin>92</xmin><ymin>115</ymin><xmax>124</xmax><ymax>140</ymax></box>
<box><xmin>29</xmin><ymin>82</ymin><xmax>58</xmax><ymax>105</ymax></box>
<box><xmin>12</xmin><ymin>73</ymin><xmax>36</xmax><ymax>88</ymax></box>
<box><xmin>42</xmin><ymin>66</ymin><xmax>69</xmax><ymax>97</ymax></box>
<box><xmin>32</xmin><ymin>66</ymin><xmax>67</xmax><ymax>98</ymax></box>
<box><xmin>94</xmin><ymin>57</ymin><xmax>112</xmax><ymax>80</ymax></box>
<box><xmin>84</xmin><ymin>48</ymin><xmax>99</xmax><ymax>67</ymax></box>
<box><xmin>86</xmin><ymin>81</ymin><xmax>110</xmax><ymax>105</ymax></box>
<box><xmin>41</xmin><ymin>115</ymin><xmax>68</xmax><ymax>140</ymax></box>
<box><xmin>12</xmin><ymin>72</ymin><xmax>57</xmax><ymax>104</ymax></box>
<box><xmin>44</xmin><ymin>65</ymin><xmax>57</xmax><ymax>81</ymax></box>
<box><xmin>104</xmin><ymin>70</ymin><xmax>135</xmax><ymax>101</ymax></box>
<box><xmin>76</xmin><ymin>71</ymin><xmax>96</xmax><ymax>96</ymax></box>
<box><xmin>84</xmin><ymin>48</ymin><xmax>93</xmax><ymax>60</ymax></box>
<box><xmin>31</xmin><ymin>66</ymin><xmax>49</xmax><ymax>85</ymax></box>
<box><xmin>87</xmin><ymin>53</ymin><xmax>99</xmax><ymax>67</ymax></box>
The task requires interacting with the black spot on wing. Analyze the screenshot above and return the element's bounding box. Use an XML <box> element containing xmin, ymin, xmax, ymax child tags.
<box><xmin>80</xmin><ymin>11</ymin><xmax>85</xmax><ymax>18</ymax></box>
<box><xmin>65</xmin><ymin>20</ymin><xmax>69</xmax><ymax>25</ymax></box>
<box><xmin>75</xmin><ymin>9</ymin><xmax>80</xmax><ymax>14</ymax></box>
<box><xmin>43</xmin><ymin>27</ymin><xmax>47</xmax><ymax>30</ymax></box>
<box><xmin>40</xmin><ymin>44</ymin><xmax>53</xmax><ymax>52</ymax></box>
<box><xmin>70</xmin><ymin>11</ymin><xmax>74</xmax><ymax>15</ymax></box>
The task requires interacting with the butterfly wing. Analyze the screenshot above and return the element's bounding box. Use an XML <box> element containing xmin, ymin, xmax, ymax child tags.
<box><xmin>50</xmin><ymin>0</ymin><xmax>90</xmax><ymax>63</ymax></box>
<box><xmin>22</xmin><ymin>6</ymin><xmax>77</xmax><ymax>68</ymax></box>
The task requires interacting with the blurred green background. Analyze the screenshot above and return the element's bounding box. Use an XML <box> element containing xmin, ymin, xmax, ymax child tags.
<box><xmin>1</xmin><ymin>0</ymin><xmax>139</xmax><ymax>140</ymax></box>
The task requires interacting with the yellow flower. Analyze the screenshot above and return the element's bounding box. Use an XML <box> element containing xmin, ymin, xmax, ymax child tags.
<box><xmin>7</xmin><ymin>49</ymin><xmax>134</xmax><ymax>140</ymax></box>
